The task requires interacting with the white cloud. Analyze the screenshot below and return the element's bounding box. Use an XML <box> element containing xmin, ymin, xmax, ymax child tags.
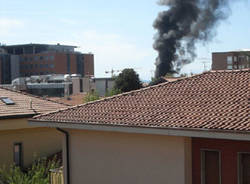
<box><xmin>0</xmin><ymin>18</ymin><xmax>24</xmax><ymax>37</ymax></box>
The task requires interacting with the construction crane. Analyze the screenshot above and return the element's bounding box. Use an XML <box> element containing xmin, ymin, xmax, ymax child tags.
<box><xmin>105</xmin><ymin>69</ymin><xmax>122</xmax><ymax>77</ymax></box>
<box><xmin>105</xmin><ymin>68</ymin><xmax>141</xmax><ymax>77</ymax></box>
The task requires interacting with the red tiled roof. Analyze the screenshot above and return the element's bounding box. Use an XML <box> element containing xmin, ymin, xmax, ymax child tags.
<box><xmin>0</xmin><ymin>87</ymin><xmax>69</xmax><ymax>118</ymax></box>
<box><xmin>32</xmin><ymin>70</ymin><xmax>250</xmax><ymax>133</ymax></box>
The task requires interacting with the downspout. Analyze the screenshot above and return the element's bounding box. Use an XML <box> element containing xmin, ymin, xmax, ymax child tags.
<box><xmin>56</xmin><ymin>128</ymin><xmax>70</xmax><ymax>184</ymax></box>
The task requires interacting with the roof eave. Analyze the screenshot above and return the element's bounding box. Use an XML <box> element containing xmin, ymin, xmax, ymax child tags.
<box><xmin>0</xmin><ymin>113</ymin><xmax>36</xmax><ymax>120</ymax></box>
<box><xmin>28</xmin><ymin>120</ymin><xmax>250</xmax><ymax>141</ymax></box>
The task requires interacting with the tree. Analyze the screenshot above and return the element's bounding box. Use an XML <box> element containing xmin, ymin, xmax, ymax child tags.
<box><xmin>113</xmin><ymin>68</ymin><xmax>142</xmax><ymax>93</ymax></box>
<box><xmin>83</xmin><ymin>91</ymin><xmax>100</xmax><ymax>103</ymax></box>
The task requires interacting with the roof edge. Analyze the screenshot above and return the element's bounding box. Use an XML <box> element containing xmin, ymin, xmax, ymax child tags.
<box><xmin>0</xmin><ymin>113</ymin><xmax>35</xmax><ymax>120</ymax></box>
<box><xmin>29</xmin><ymin>120</ymin><xmax>250</xmax><ymax>141</ymax></box>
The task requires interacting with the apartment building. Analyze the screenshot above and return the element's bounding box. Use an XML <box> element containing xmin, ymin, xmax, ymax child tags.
<box><xmin>212</xmin><ymin>50</ymin><xmax>250</xmax><ymax>70</ymax></box>
<box><xmin>0</xmin><ymin>43</ymin><xmax>94</xmax><ymax>84</ymax></box>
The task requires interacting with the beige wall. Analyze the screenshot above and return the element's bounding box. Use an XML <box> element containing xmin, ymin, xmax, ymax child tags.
<box><xmin>0</xmin><ymin>118</ymin><xmax>32</xmax><ymax>131</ymax></box>
<box><xmin>0</xmin><ymin>127</ymin><xmax>62</xmax><ymax>168</ymax></box>
<box><xmin>63</xmin><ymin>129</ymin><xmax>192</xmax><ymax>184</ymax></box>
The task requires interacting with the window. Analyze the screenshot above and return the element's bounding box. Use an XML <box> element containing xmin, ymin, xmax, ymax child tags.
<box><xmin>227</xmin><ymin>56</ymin><xmax>233</xmax><ymax>70</ymax></box>
<box><xmin>13</xmin><ymin>143</ymin><xmax>22</xmax><ymax>167</ymax></box>
<box><xmin>49</xmin><ymin>64</ymin><xmax>54</xmax><ymax>68</ymax></box>
<box><xmin>201</xmin><ymin>150</ymin><xmax>221</xmax><ymax>184</ymax></box>
<box><xmin>234</xmin><ymin>56</ymin><xmax>238</xmax><ymax>62</ymax></box>
<box><xmin>227</xmin><ymin>56</ymin><xmax>233</xmax><ymax>64</ymax></box>
<box><xmin>238</xmin><ymin>153</ymin><xmax>250</xmax><ymax>184</ymax></box>
<box><xmin>40</xmin><ymin>56</ymin><xmax>44</xmax><ymax>60</ymax></box>
<box><xmin>45</xmin><ymin>56</ymin><xmax>49</xmax><ymax>61</ymax></box>
<box><xmin>49</xmin><ymin>55</ymin><xmax>54</xmax><ymax>60</ymax></box>
<box><xmin>0</xmin><ymin>97</ymin><xmax>15</xmax><ymax>105</ymax></box>
<box><xmin>34</xmin><ymin>56</ymin><xmax>39</xmax><ymax>61</ymax></box>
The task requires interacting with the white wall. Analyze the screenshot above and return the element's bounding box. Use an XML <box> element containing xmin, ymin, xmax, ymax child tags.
<box><xmin>63</xmin><ymin>129</ymin><xmax>192</xmax><ymax>184</ymax></box>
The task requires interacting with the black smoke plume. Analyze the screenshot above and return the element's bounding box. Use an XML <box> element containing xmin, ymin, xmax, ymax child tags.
<box><xmin>153</xmin><ymin>0</ymin><xmax>231</xmax><ymax>78</ymax></box>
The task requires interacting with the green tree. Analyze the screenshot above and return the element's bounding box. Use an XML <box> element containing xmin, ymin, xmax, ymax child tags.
<box><xmin>113</xmin><ymin>68</ymin><xmax>142</xmax><ymax>93</ymax></box>
<box><xmin>105</xmin><ymin>88</ymin><xmax>121</xmax><ymax>97</ymax></box>
<box><xmin>83</xmin><ymin>91</ymin><xmax>100</xmax><ymax>103</ymax></box>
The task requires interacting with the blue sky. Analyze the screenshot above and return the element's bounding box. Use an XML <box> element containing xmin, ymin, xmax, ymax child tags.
<box><xmin>0</xmin><ymin>0</ymin><xmax>249</xmax><ymax>80</ymax></box>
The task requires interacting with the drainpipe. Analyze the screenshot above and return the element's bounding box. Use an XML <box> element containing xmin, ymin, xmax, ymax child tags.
<box><xmin>56</xmin><ymin>128</ymin><xmax>70</xmax><ymax>184</ymax></box>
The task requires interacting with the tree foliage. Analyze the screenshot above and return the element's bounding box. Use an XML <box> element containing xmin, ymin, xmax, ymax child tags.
<box><xmin>105</xmin><ymin>88</ymin><xmax>121</xmax><ymax>97</ymax></box>
<box><xmin>83</xmin><ymin>91</ymin><xmax>100</xmax><ymax>103</ymax></box>
<box><xmin>113</xmin><ymin>68</ymin><xmax>142</xmax><ymax>93</ymax></box>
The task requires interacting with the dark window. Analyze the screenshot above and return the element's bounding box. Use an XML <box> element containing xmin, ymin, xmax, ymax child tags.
<box><xmin>13</xmin><ymin>143</ymin><xmax>22</xmax><ymax>167</ymax></box>
<box><xmin>40</xmin><ymin>56</ymin><xmax>43</xmax><ymax>60</ymax></box>
<box><xmin>80</xmin><ymin>78</ymin><xmax>83</xmax><ymax>92</ymax></box>
<box><xmin>1</xmin><ymin>97</ymin><xmax>15</xmax><ymax>105</ymax></box>
<box><xmin>34</xmin><ymin>56</ymin><xmax>39</xmax><ymax>61</ymax></box>
<box><xmin>49</xmin><ymin>55</ymin><xmax>54</xmax><ymax>60</ymax></box>
<box><xmin>67</xmin><ymin>54</ymin><xmax>70</xmax><ymax>74</ymax></box>
<box><xmin>201</xmin><ymin>150</ymin><xmax>221</xmax><ymax>184</ymax></box>
<box><xmin>239</xmin><ymin>153</ymin><xmax>250</xmax><ymax>184</ymax></box>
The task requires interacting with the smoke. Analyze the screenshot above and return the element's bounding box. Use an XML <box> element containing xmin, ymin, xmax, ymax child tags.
<box><xmin>153</xmin><ymin>0</ymin><xmax>231</xmax><ymax>78</ymax></box>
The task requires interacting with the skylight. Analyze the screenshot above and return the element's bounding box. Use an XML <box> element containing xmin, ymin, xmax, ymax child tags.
<box><xmin>0</xmin><ymin>97</ymin><xmax>15</xmax><ymax>105</ymax></box>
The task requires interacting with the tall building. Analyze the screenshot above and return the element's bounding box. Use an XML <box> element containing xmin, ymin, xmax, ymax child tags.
<box><xmin>212</xmin><ymin>50</ymin><xmax>250</xmax><ymax>70</ymax></box>
<box><xmin>0</xmin><ymin>43</ymin><xmax>94</xmax><ymax>84</ymax></box>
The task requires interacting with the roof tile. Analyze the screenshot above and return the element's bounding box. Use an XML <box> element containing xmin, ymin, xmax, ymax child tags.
<box><xmin>32</xmin><ymin>70</ymin><xmax>250</xmax><ymax>133</ymax></box>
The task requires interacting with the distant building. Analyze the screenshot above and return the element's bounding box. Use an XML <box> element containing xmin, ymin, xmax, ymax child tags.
<box><xmin>0</xmin><ymin>43</ymin><xmax>94</xmax><ymax>84</ymax></box>
<box><xmin>212</xmin><ymin>50</ymin><xmax>250</xmax><ymax>70</ymax></box>
<box><xmin>2</xmin><ymin>74</ymin><xmax>114</xmax><ymax>98</ymax></box>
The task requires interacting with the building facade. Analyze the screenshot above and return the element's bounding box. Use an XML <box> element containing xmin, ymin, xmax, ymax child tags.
<box><xmin>212</xmin><ymin>50</ymin><xmax>250</xmax><ymax>70</ymax></box>
<box><xmin>0</xmin><ymin>44</ymin><xmax>94</xmax><ymax>84</ymax></box>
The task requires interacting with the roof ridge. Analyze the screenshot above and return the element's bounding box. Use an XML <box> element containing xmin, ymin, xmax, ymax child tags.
<box><xmin>210</xmin><ymin>68</ymin><xmax>250</xmax><ymax>73</ymax></box>
<box><xmin>0</xmin><ymin>86</ymin><xmax>70</xmax><ymax>106</ymax></box>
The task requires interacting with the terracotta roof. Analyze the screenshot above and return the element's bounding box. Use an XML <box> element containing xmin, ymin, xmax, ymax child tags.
<box><xmin>0</xmin><ymin>87</ymin><xmax>69</xmax><ymax>118</ymax></box>
<box><xmin>31</xmin><ymin>70</ymin><xmax>250</xmax><ymax>133</ymax></box>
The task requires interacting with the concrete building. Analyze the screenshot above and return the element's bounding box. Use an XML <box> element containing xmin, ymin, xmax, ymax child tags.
<box><xmin>0</xmin><ymin>43</ymin><xmax>94</xmax><ymax>84</ymax></box>
<box><xmin>212</xmin><ymin>50</ymin><xmax>250</xmax><ymax>70</ymax></box>
<box><xmin>2</xmin><ymin>74</ymin><xmax>114</xmax><ymax>98</ymax></box>
<box><xmin>30</xmin><ymin>70</ymin><xmax>249</xmax><ymax>184</ymax></box>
